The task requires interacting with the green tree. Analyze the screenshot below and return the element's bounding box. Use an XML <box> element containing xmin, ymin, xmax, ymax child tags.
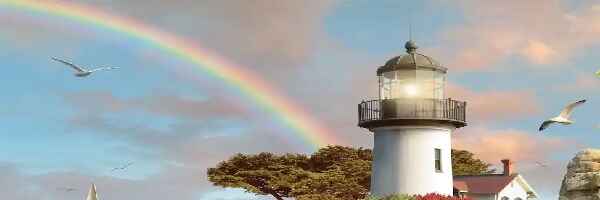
<box><xmin>301</xmin><ymin>145</ymin><xmax>372</xmax><ymax>195</ymax></box>
<box><xmin>206</xmin><ymin>152</ymin><xmax>311</xmax><ymax>200</ymax></box>
<box><xmin>207</xmin><ymin>146</ymin><xmax>492</xmax><ymax>200</ymax></box>
<box><xmin>451</xmin><ymin>149</ymin><xmax>495</xmax><ymax>175</ymax></box>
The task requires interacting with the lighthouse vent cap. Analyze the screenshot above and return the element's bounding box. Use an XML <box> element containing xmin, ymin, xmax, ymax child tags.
<box><xmin>377</xmin><ymin>40</ymin><xmax>447</xmax><ymax>75</ymax></box>
<box><xmin>405</xmin><ymin>40</ymin><xmax>418</xmax><ymax>53</ymax></box>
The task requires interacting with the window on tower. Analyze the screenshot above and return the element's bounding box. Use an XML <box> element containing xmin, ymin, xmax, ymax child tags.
<box><xmin>435</xmin><ymin>148</ymin><xmax>442</xmax><ymax>172</ymax></box>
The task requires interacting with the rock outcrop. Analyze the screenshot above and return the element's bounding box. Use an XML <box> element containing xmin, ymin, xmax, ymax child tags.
<box><xmin>559</xmin><ymin>149</ymin><xmax>600</xmax><ymax>200</ymax></box>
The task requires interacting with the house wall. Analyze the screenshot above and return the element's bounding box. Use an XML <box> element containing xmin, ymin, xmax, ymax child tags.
<box><xmin>497</xmin><ymin>178</ymin><xmax>530</xmax><ymax>200</ymax></box>
<box><xmin>371</xmin><ymin>125</ymin><xmax>454</xmax><ymax>197</ymax></box>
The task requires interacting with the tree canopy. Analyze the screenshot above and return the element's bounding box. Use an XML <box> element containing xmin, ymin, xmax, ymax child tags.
<box><xmin>207</xmin><ymin>146</ymin><xmax>492</xmax><ymax>200</ymax></box>
<box><xmin>451</xmin><ymin>149</ymin><xmax>495</xmax><ymax>176</ymax></box>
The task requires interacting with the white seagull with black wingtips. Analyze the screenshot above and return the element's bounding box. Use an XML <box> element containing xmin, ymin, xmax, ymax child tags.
<box><xmin>539</xmin><ymin>99</ymin><xmax>586</xmax><ymax>131</ymax></box>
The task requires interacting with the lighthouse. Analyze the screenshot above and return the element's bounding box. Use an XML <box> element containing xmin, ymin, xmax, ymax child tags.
<box><xmin>358</xmin><ymin>40</ymin><xmax>467</xmax><ymax>197</ymax></box>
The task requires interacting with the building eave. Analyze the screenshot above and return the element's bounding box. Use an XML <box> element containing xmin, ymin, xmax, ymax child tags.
<box><xmin>515</xmin><ymin>174</ymin><xmax>539</xmax><ymax>198</ymax></box>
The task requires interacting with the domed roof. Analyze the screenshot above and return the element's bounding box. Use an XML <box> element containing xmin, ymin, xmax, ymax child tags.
<box><xmin>377</xmin><ymin>40</ymin><xmax>447</xmax><ymax>75</ymax></box>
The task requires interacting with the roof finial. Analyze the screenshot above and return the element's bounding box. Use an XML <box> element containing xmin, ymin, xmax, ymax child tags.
<box><xmin>405</xmin><ymin>40</ymin><xmax>418</xmax><ymax>53</ymax></box>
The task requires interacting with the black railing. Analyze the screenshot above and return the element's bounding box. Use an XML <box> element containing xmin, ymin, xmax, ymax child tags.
<box><xmin>358</xmin><ymin>98</ymin><xmax>466</xmax><ymax>127</ymax></box>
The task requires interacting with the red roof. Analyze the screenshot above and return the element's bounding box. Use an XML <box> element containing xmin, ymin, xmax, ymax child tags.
<box><xmin>453</xmin><ymin>174</ymin><xmax>517</xmax><ymax>194</ymax></box>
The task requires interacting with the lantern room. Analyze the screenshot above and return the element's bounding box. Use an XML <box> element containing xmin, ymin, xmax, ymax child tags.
<box><xmin>377</xmin><ymin>40</ymin><xmax>447</xmax><ymax>100</ymax></box>
<box><xmin>358</xmin><ymin>40</ymin><xmax>466</xmax><ymax>129</ymax></box>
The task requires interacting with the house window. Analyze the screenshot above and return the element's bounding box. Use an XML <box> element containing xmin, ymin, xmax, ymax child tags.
<box><xmin>435</xmin><ymin>148</ymin><xmax>442</xmax><ymax>172</ymax></box>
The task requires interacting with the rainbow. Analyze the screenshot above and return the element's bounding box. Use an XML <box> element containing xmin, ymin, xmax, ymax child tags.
<box><xmin>0</xmin><ymin>0</ymin><xmax>338</xmax><ymax>150</ymax></box>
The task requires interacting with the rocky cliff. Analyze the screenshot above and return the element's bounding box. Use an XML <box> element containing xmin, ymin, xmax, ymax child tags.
<box><xmin>559</xmin><ymin>149</ymin><xmax>600</xmax><ymax>200</ymax></box>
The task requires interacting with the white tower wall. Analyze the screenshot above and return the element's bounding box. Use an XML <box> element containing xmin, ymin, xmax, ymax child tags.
<box><xmin>371</xmin><ymin>125</ymin><xmax>454</xmax><ymax>197</ymax></box>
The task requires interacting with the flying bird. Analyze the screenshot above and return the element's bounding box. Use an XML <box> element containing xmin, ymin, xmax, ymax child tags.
<box><xmin>57</xmin><ymin>187</ymin><xmax>78</xmax><ymax>192</ymax></box>
<box><xmin>534</xmin><ymin>161</ymin><xmax>548</xmax><ymax>168</ymax></box>
<box><xmin>51</xmin><ymin>57</ymin><xmax>119</xmax><ymax>77</ymax></box>
<box><xmin>87</xmin><ymin>184</ymin><xmax>99</xmax><ymax>200</ymax></box>
<box><xmin>538</xmin><ymin>99</ymin><xmax>586</xmax><ymax>131</ymax></box>
<box><xmin>111</xmin><ymin>162</ymin><xmax>133</xmax><ymax>172</ymax></box>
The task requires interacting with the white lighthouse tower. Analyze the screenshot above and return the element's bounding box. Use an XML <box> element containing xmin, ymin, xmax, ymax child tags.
<box><xmin>358</xmin><ymin>40</ymin><xmax>467</xmax><ymax>197</ymax></box>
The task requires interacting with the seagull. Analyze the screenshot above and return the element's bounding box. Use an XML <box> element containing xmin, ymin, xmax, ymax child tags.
<box><xmin>111</xmin><ymin>162</ymin><xmax>133</xmax><ymax>172</ymax></box>
<box><xmin>534</xmin><ymin>161</ymin><xmax>548</xmax><ymax>168</ymax></box>
<box><xmin>57</xmin><ymin>187</ymin><xmax>78</xmax><ymax>192</ymax></box>
<box><xmin>538</xmin><ymin>99</ymin><xmax>586</xmax><ymax>131</ymax></box>
<box><xmin>51</xmin><ymin>57</ymin><xmax>119</xmax><ymax>77</ymax></box>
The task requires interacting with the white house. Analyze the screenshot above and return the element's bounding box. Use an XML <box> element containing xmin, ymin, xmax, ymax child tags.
<box><xmin>453</xmin><ymin>159</ymin><xmax>538</xmax><ymax>200</ymax></box>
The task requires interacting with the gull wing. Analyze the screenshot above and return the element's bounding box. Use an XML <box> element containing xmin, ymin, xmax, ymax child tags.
<box><xmin>124</xmin><ymin>162</ymin><xmax>133</xmax><ymax>168</ymax></box>
<box><xmin>539</xmin><ymin>120</ymin><xmax>554</xmax><ymax>131</ymax></box>
<box><xmin>57</xmin><ymin>187</ymin><xmax>78</xmax><ymax>192</ymax></box>
<box><xmin>51</xmin><ymin>57</ymin><xmax>86</xmax><ymax>72</ymax></box>
<box><xmin>559</xmin><ymin>99</ymin><xmax>586</xmax><ymax>119</ymax></box>
<box><xmin>89</xmin><ymin>66</ymin><xmax>120</xmax><ymax>73</ymax></box>
<box><xmin>86</xmin><ymin>184</ymin><xmax>98</xmax><ymax>200</ymax></box>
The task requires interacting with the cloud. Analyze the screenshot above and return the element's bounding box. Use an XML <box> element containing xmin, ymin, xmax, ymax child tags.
<box><xmin>40</xmin><ymin>95</ymin><xmax>308</xmax><ymax>200</ymax></box>
<box><xmin>519</xmin><ymin>40</ymin><xmax>559</xmax><ymax>65</ymax></box>
<box><xmin>452</xmin><ymin>126</ymin><xmax>578</xmax><ymax>163</ymax></box>
<box><xmin>0</xmin><ymin>10</ymin><xmax>93</xmax><ymax>53</ymax></box>
<box><xmin>436</xmin><ymin>0</ymin><xmax>600</xmax><ymax>70</ymax></box>
<box><xmin>447</xmin><ymin>84</ymin><xmax>541</xmax><ymax>121</ymax></box>
<box><xmin>0</xmin><ymin>161</ymin><xmax>256</xmax><ymax>200</ymax></box>
<box><xmin>68</xmin><ymin>111</ymin><xmax>299</xmax><ymax>162</ymax></box>
<box><xmin>64</xmin><ymin>91</ymin><xmax>249</xmax><ymax>120</ymax></box>
<box><xmin>3</xmin><ymin>1</ymin><xmax>337</xmax><ymax>70</ymax></box>
<box><xmin>555</xmin><ymin>73</ymin><xmax>600</xmax><ymax>92</ymax></box>
<box><xmin>63</xmin><ymin>90</ymin><xmax>313</xmax><ymax>161</ymax></box>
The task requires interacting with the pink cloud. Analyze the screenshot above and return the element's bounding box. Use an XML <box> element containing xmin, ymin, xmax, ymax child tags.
<box><xmin>519</xmin><ymin>40</ymin><xmax>559</xmax><ymax>65</ymax></box>
<box><xmin>452</xmin><ymin>126</ymin><xmax>577</xmax><ymax>163</ymax></box>
<box><xmin>447</xmin><ymin>84</ymin><xmax>541</xmax><ymax>121</ymax></box>
<box><xmin>437</xmin><ymin>0</ymin><xmax>600</xmax><ymax>70</ymax></box>
<box><xmin>555</xmin><ymin>73</ymin><xmax>600</xmax><ymax>92</ymax></box>
<box><xmin>64</xmin><ymin>91</ymin><xmax>249</xmax><ymax>120</ymax></box>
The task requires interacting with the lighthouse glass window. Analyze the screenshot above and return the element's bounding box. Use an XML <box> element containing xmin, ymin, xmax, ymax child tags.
<box><xmin>379</xmin><ymin>69</ymin><xmax>445</xmax><ymax>99</ymax></box>
<box><xmin>418</xmin><ymin>69</ymin><xmax>445</xmax><ymax>99</ymax></box>
<box><xmin>379</xmin><ymin>70</ymin><xmax>416</xmax><ymax>99</ymax></box>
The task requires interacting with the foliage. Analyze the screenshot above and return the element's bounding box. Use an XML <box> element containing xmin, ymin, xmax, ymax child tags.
<box><xmin>206</xmin><ymin>152</ymin><xmax>310</xmax><ymax>200</ymax></box>
<box><xmin>291</xmin><ymin>160</ymin><xmax>371</xmax><ymax>199</ymax></box>
<box><xmin>208</xmin><ymin>146</ymin><xmax>490</xmax><ymax>200</ymax></box>
<box><xmin>451</xmin><ymin>149</ymin><xmax>496</xmax><ymax>176</ymax></box>
<box><xmin>295</xmin><ymin>193</ymin><xmax>342</xmax><ymax>200</ymax></box>
<box><xmin>207</xmin><ymin>146</ymin><xmax>372</xmax><ymax>200</ymax></box>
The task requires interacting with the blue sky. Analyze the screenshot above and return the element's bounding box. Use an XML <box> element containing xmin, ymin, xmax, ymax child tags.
<box><xmin>1</xmin><ymin>0</ymin><xmax>599</xmax><ymax>199</ymax></box>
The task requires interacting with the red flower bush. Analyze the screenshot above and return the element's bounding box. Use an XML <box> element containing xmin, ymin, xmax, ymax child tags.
<box><xmin>415</xmin><ymin>193</ymin><xmax>472</xmax><ymax>200</ymax></box>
